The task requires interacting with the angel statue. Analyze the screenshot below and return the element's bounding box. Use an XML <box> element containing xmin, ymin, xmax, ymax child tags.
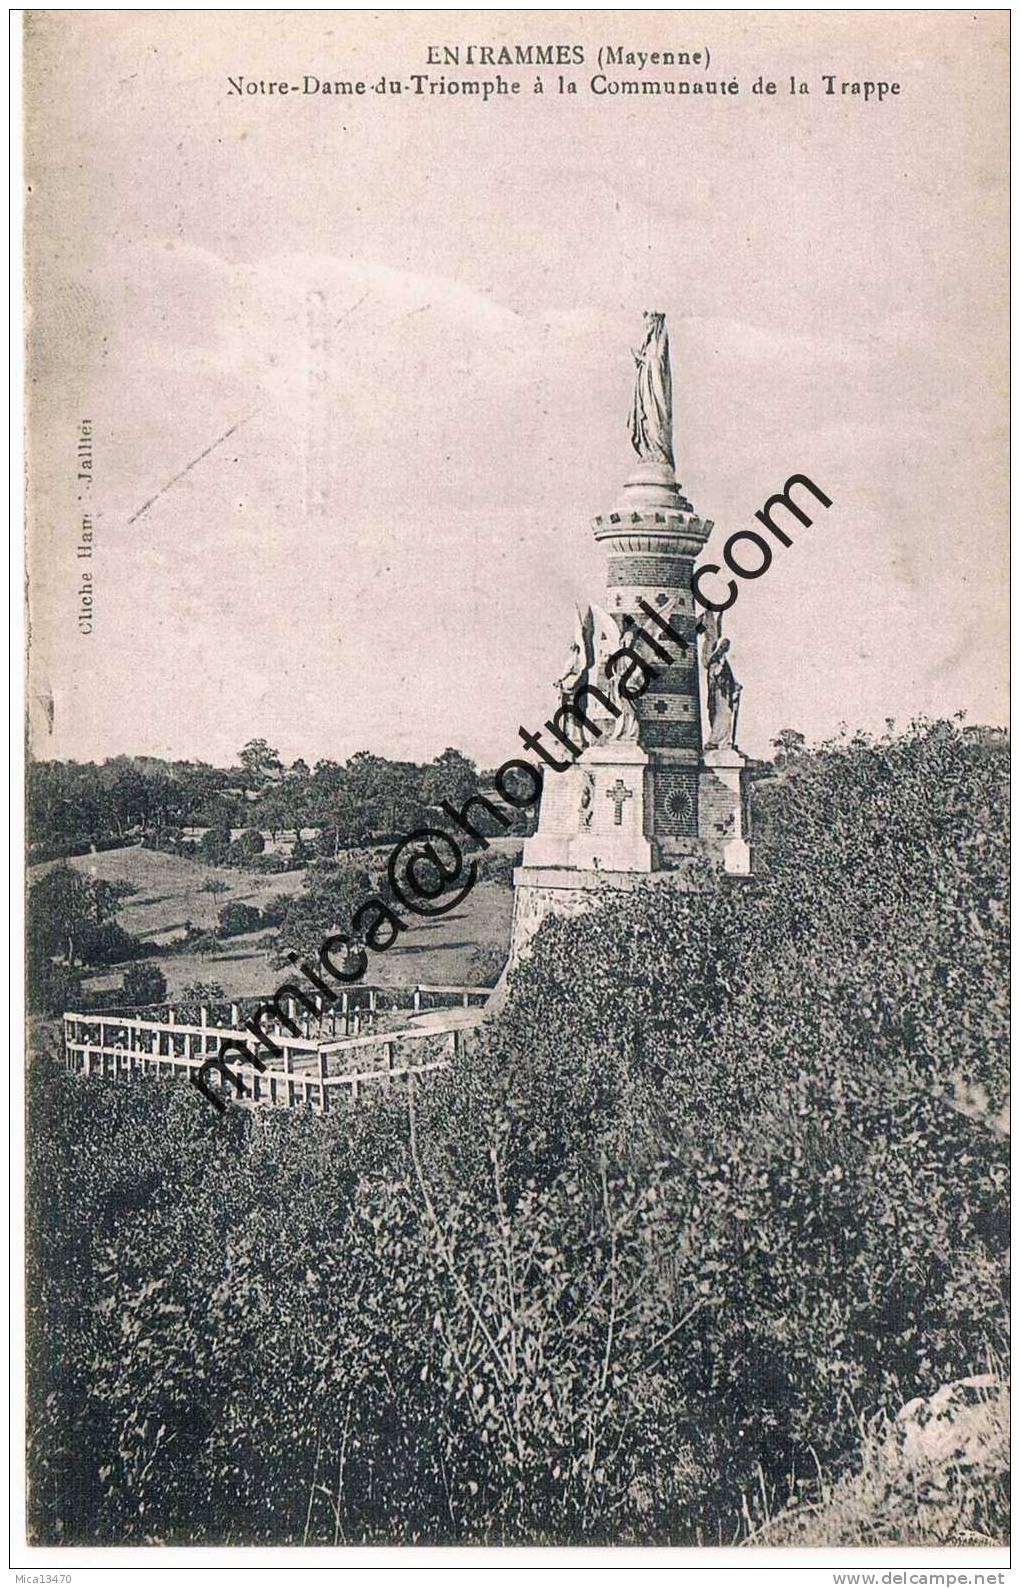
<box><xmin>589</xmin><ymin>603</ymin><xmax>640</xmax><ymax>743</ymax></box>
<box><xmin>628</xmin><ymin>311</ymin><xmax>675</xmax><ymax>469</ymax></box>
<box><xmin>700</xmin><ymin>612</ymin><xmax>742</xmax><ymax>751</ymax></box>
<box><xmin>554</xmin><ymin>606</ymin><xmax>592</xmax><ymax>702</ymax></box>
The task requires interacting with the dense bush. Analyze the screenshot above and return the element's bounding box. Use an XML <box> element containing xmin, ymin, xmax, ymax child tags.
<box><xmin>216</xmin><ymin>901</ymin><xmax>263</xmax><ymax>938</ymax></box>
<box><xmin>26</xmin><ymin>722</ymin><xmax>1009</xmax><ymax>1545</ymax></box>
<box><xmin>29</xmin><ymin>961</ymin><xmax>86</xmax><ymax>1017</ymax></box>
<box><xmin>182</xmin><ymin>931</ymin><xmax>225</xmax><ymax>957</ymax></box>
<box><xmin>258</xmin><ymin>893</ymin><xmax>291</xmax><ymax>928</ymax></box>
<box><xmin>121</xmin><ymin>962</ymin><xmax>168</xmax><ymax>1007</ymax></box>
<box><xmin>198</xmin><ymin>825</ymin><xmax>233</xmax><ymax>865</ymax></box>
<box><xmin>250</xmin><ymin>852</ymin><xmax>292</xmax><ymax>874</ymax></box>
<box><xmin>78</xmin><ymin>920</ymin><xmax>151</xmax><ymax>967</ymax></box>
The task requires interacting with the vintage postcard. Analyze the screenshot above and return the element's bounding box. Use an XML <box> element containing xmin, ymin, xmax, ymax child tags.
<box><xmin>18</xmin><ymin>8</ymin><xmax>1009</xmax><ymax>1574</ymax></box>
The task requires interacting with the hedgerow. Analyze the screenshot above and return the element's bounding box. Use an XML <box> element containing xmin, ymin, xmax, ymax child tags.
<box><xmin>26</xmin><ymin>720</ymin><xmax>1008</xmax><ymax>1544</ymax></box>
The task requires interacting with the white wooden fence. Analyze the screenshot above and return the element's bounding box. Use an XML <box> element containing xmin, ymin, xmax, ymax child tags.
<box><xmin>62</xmin><ymin>983</ymin><xmax>488</xmax><ymax>1113</ymax></box>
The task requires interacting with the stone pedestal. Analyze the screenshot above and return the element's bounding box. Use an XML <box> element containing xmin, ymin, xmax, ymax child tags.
<box><xmin>568</xmin><ymin>740</ymin><xmax>652</xmax><ymax>873</ymax></box>
<box><xmin>522</xmin><ymin>742</ymin><xmax>653</xmax><ymax>873</ymax></box>
<box><xmin>700</xmin><ymin>747</ymin><xmax>752</xmax><ymax>875</ymax></box>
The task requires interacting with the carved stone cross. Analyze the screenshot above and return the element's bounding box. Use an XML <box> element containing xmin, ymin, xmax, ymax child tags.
<box><xmin>606</xmin><ymin>778</ymin><xmax>633</xmax><ymax>826</ymax></box>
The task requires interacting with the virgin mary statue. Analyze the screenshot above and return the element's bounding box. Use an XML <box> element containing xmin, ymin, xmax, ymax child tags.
<box><xmin>628</xmin><ymin>311</ymin><xmax>675</xmax><ymax>469</ymax></box>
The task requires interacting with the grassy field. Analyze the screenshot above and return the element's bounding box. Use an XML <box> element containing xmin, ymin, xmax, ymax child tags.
<box><xmin>32</xmin><ymin>843</ymin><xmax>514</xmax><ymax>1000</ymax></box>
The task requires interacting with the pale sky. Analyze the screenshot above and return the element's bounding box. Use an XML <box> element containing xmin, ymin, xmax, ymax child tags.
<box><xmin>25</xmin><ymin>10</ymin><xmax>1008</xmax><ymax>769</ymax></box>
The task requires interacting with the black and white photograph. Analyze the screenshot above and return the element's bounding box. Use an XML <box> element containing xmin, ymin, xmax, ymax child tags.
<box><xmin>17</xmin><ymin>8</ymin><xmax>1010</xmax><ymax>1574</ymax></box>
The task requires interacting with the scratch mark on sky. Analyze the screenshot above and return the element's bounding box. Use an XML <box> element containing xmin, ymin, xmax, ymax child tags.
<box><xmin>127</xmin><ymin>412</ymin><xmax>259</xmax><ymax>525</ymax></box>
<box><xmin>335</xmin><ymin>289</ymin><xmax>372</xmax><ymax>328</ymax></box>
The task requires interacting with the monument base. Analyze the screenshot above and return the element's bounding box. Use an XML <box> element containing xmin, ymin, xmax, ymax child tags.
<box><xmin>508</xmin><ymin>857</ymin><xmax>714</xmax><ymax>962</ymax></box>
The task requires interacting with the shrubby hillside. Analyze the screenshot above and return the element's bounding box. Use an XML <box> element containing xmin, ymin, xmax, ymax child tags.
<box><xmin>27</xmin><ymin>721</ymin><xmax>1009</xmax><ymax>1545</ymax></box>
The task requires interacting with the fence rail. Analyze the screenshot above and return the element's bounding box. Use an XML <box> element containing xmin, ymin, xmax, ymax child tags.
<box><xmin>62</xmin><ymin>982</ymin><xmax>488</xmax><ymax>1113</ymax></box>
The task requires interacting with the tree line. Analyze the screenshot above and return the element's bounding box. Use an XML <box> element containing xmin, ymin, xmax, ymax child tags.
<box><xmin>28</xmin><ymin>741</ymin><xmax>531</xmax><ymax>863</ymax></box>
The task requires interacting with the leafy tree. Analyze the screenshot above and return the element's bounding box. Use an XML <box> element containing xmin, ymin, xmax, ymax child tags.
<box><xmin>29</xmin><ymin>960</ymin><xmax>85</xmax><ymax>1017</ymax></box>
<box><xmin>770</xmin><ymin>727</ymin><xmax>807</xmax><ymax>765</ymax></box>
<box><xmin>422</xmin><ymin>747</ymin><xmax>479</xmax><ymax>810</ymax></box>
<box><xmin>253</xmin><ymin>784</ymin><xmax>299</xmax><ymax>843</ymax></box>
<box><xmin>273</xmin><ymin>863</ymin><xmax>374</xmax><ymax>964</ymax></box>
<box><xmin>109</xmin><ymin>768</ymin><xmax>150</xmax><ymax>836</ymax></box>
<box><xmin>198</xmin><ymin>824</ymin><xmax>232</xmax><ymax>865</ymax></box>
<box><xmin>180</xmin><ymin>980</ymin><xmax>226</xmax><ymax>1003</ymax></box>
<box><xmin>239</xmin><ymin>739</ymin><xmax>283</xmax><ymax>786</ymax></box>
<box><xmin>308</xmin><ymin>761</ymin><xmax>371</xmax><ymax>856</ymax></box>
<box><xmin>226</xmin><ymin>828</ymin><xmax>266</xmax><ymax>868</ymax></box>
<box><xmin>28</xmin><ymin>865</ymin><xmax>119</xmax><ymax>968</ymax></box>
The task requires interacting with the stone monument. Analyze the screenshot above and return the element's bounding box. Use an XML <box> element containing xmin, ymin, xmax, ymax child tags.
<box><xmin>509</xmin><ymin>313</ymin><xmax>754</xmax><ymax>958</ymax></box>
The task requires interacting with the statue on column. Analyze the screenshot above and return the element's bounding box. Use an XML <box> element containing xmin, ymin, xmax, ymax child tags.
<box><xmin>699</xmin><ymin>608</ymin><xmax>742</xmax><ymax>750</ymax></box>
<box><xmin>629</xmin><ymin>311</ymin><xmax>675</xmax><ymax>469</ymax></box>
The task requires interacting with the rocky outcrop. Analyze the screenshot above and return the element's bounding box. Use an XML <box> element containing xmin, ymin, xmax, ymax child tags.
<box><xmin>754</xmin><ymin>1377</ymin><xmax>1009</xmax><ymax>1547</ymax></box>
<box><xmin>890</xmin><ymin>1375</ymin><xmax>1007</xmax><ymax>1480</ymax></box>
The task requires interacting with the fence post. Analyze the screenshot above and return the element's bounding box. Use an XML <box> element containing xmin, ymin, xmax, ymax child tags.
<box><xmin>318</xmin><ymin>1051</ymin><xmax>329</xmax><ymax>1115</ymax></box>
<box><xmin>285</xmin><ymin>1048</ymin><xmax>294</xmax><ymax>1109</ymax></box>
<box><xmin>413</xmin><ymin>986</ymin><xmax>422</xmax><ymax>1014</ymax></box>
<box><xmin>385</xmin><ymin>1040</ymin><xmax>395</xmax><ymax>1092</ymax></box>
<box><xmin>229</xmin><ymin>1002</ymin><xmax>240</xmax><ymax>1031</ymax></box>
<box><xmin>199</xmin><ymin>1005</ymin><xmax>208</xmax><ymax>1056</ymax></box>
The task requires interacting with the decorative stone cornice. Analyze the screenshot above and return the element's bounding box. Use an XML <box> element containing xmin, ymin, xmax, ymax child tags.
<box><xmin>593</xmin><ymin>517</ymin><xmax>713</xmax><ymax>558</ymax></box>
<box><xmin>593</xmin><ymin>459</ymin><xmax>712</xmax><ymax>557</ymax></box>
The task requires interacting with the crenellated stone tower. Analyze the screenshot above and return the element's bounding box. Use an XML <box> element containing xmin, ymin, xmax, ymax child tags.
<box><xmin>509</xmin><ymin>313</ymin><xmax>753</xmax><ymax>959</ymax></box>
